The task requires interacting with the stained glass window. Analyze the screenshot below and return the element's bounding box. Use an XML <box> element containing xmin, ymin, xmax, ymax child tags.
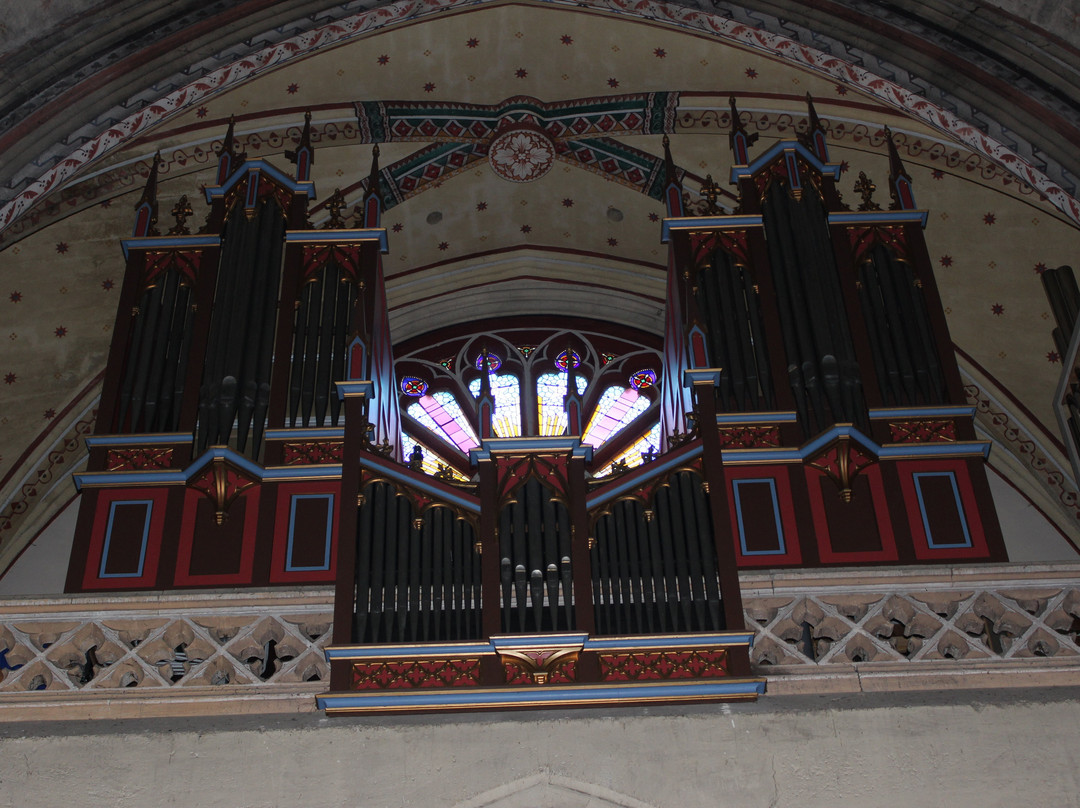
<box><xmin>406</xmin><ymin>391</ymin><xmax>479</xmax><ymax>453</ymax></box>
<box><xmin>555</xmin><ymin>349</ymin><xmax>581</xmax><ymax>370</ymax></box>
<box><xmin>536</xmin><ymin>372</ymin><xmax>588</xmax><ymax>436</ymax></box>
<box><xmin>474</xmin><ymin>353</ymin><xmax>502</xmax><ymax>371</ymax></box>
<box><xmin>401</xmin><ymin>433</ymin><xmax>469</xmax><ymax>481</ymax></box>
<box><xmin>582</xmin><ymin>386</ymin><xmax>651</xmax><ymax>448</ymax></box>
<box><xmin>629</xmin><ymin>368</ymin><xmax>657</xmax><ymax>389</ymax></box>
<box><xmin>400</xmin><ymin>376</ymin><xmax>428</xmax><ymax>396</ymax></box>
<box><xmin>596</xmin><ymin>422</ymin><xmax>662</xmax><ymax>477</ymax></box>
<box><xmin>469</xmin><ymin>372</ymin><xmax>522</xmax><ymax>437</ymax></box>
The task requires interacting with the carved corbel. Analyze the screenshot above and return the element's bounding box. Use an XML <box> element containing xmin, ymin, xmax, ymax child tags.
<box><xmin>188</xmin><ymin>455</ymin><xmax>258</xmax><ymax>524</ymax></box>
<box><xmin>807</xmin><ymin>433</ymin><xmax>876</xmax><ymax>502</ymax></box>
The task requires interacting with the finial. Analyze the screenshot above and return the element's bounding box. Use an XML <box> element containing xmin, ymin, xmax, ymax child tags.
<box><xmin>884</xmin><ymin>126</ymin><xmax>916</xmax><ymax>209</ymax></box>
<box><xmin>132</xmin><ymin>151</ymin><xmax>161</xmax><ymax>237</ymax></box>
<box><xmin>854</xmin><ymin>171</ymin><xmax>881</xmax><ymax>211</ymax></box>
<box><xmin>323</xmin><ymin>188</ymin><xmax>347</xmax><ymax>229</ymax></box>
<box><xmin>168</xmin><ymin>195</ymin><xmax>194</xmax><ymax>235</ymax></box>
<box><xmin>700</xmin><ymin>174</ymin><xmax>723</xmax><ymax>215</ymax></box>
<box><xmin>285</xmin><ymin>110</ymin><xmax>314</xmax><ymax>180</ymax></box>
<box><xmin>800</xmin><ymin>92</ymin><xmax>828</xmax><ymax>161</ymax></box>
<box><xmin>728</xmin><ymin>96</ymin><xmax>759</xmax><ymax>164</ymax></box>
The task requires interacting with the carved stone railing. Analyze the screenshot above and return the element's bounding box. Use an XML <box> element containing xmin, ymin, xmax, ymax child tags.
<box><xmin>4</xmin><ymin>564</ymin><xmax>1080</xmax><ymax>719</ymax></box>
<box><xmin>742</xmin><ymin>563</ymin><xmax>1080</xmax><ymax>693</ymax></box>
<box><xmin>0</xmin><ymin>587</ymin><xmax>333</xmax><ymax>720</ymax></box>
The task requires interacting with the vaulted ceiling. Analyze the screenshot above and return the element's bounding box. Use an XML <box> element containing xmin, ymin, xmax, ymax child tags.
<box><xmin>3</xmin><ymin>0</ymin><xmax>1080</xmax><ymax>570</ymax></box>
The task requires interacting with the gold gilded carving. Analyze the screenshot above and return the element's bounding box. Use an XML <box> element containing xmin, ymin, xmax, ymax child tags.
<box><xmin>888</xmin><ymin>420</ymin><xmax>956</xmax><ymax>443</ymax></box>
<box><xmin>187</xmin><ymin>456</ymin><xmax>257</xmax><ymax>524</ymax></box>
<box><xmin>807</xmin><ymin>434</ymin><xmax>876</xmax><ymax>502</ymax></box>
<box><xmin>105</xmin><ymin>447</ymin><xmax>174</xmax><ymax>471</ymax></box>
<box><xmin>500</xmin><ymin>646</ymin><xmax>580</xmax><ymax>685</ymax></box>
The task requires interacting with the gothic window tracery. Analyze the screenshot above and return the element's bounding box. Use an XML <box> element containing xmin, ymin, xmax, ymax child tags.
<box><xmin>394</xmin><ymin>325</ymin><xmax>662</xmax><ymax>472</ymax></box>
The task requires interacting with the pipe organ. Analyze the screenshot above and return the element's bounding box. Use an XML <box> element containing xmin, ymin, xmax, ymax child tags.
<box><xmin>65</xmin><ymin>100</ymin><xmax>1005</xmax><ymax>712</ymax></box>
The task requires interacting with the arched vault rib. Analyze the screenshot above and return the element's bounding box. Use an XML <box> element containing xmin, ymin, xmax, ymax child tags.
<box><xmin>3</xmin><ymin>0</ymin><xmax>1080</xmax><ymax>236</ymax></box>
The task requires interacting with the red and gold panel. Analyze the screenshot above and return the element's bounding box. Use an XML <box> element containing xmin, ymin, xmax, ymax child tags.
<box><xmin>598</xmin><ymin>648</ymin><xmax>729</xmax><ymax>681</ymax></box>
<box><xmin>174</xmin><ymin>487</ymin><xmax>259</xmax><ymax>586</ymax></box>
<box><xmin>81</xmin><ymin>488</ymin><xmax>168</xmax><ymax>590</ymax></box>
<box><xmin>726</xmin><ymin>465</ymin><xmax>802</xmax><ymax>567</ymax></box>
<box><xmin>806</xmin><ymin>463</ymin><xmax>899</xmax><ymax>564</ymax></box>
<box><xmin>269</xmin><ymin>481</ymin><xmax>341</xmax><ymax>583</ymax></box>
<box><xmin>351</xmin><ymin>658</ymin><xmax>482</xmax><ymax>690</ymax></box>
<box><xmin>897</xmin><ymin>459</ymin><xmax>990</xmax><ymax>560</ymax></box>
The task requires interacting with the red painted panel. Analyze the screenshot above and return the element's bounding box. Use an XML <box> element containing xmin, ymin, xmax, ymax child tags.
<box><xmin>81</xmin><ymin>488</ymin><xmax>168</xmax><ymax>590</ymax></box>
<box><xmin>806</xmin><ymin>464</ymin><xmax>898</xmax><ymax>564</ymax></box>
<box><xmin>727</xmin><ymin>465</ymin><xmax>802</xmax><ymax>567</ymax></box>
<box><xmin>269</xmin><ymin>481</ymin><xmax>341</xmax><ymax>583</ymax></box>
<box><xmin>174</xmin><ymin>488</ymin><xmax>259</xmax><ymax>586</ymax></box>
<box><xmin>897</xmin><ymin>459</ymin><xmax>990</xmax><ymax>560</ymax></box>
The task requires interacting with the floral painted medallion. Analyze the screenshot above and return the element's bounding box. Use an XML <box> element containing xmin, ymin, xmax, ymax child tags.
<box><xmin>488</xmin><ymin>127</ymin><xmax>555</xmax><ymax>182</ymax></box>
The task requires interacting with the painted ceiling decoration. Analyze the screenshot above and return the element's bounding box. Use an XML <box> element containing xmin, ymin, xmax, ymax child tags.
<box><xmin>2</xmin><ymin>0</ymin><xmax>1080</xmax><ymax>238</ymax></box>
<box><xmin>4</xmin><ymin>0</ymin><xmax>1080</xmax><ymax>576</ymax></box>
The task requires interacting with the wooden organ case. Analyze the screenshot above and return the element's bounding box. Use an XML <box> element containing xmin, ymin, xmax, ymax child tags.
<box><xmin>65</xmin><ymin>100</ymin><xmax>1005</xmax><ymax>713</ymax></box>
<box><xmin>66</xmin><ymin>116</ymin><xmax>395</xmax><ymax>592</ymax></box>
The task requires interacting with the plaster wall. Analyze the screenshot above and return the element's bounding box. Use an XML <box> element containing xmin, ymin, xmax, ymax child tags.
<box><xmin>2</xmin><ymin>691</ymin><xmax>1078</xmax><ymax>808</ymax></box>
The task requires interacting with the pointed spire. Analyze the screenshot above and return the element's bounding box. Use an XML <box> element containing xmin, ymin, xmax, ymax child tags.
<box><xmin>476</xmin><ymin>347</ymin><xmax>494</xmax><ymax>440</ymax></box>
<box><xmin>661</xmin><ymin>134</ymin><xmax>685</xmax><ymax>218</ymax></box>
<box><xmin>563</xmin><ymin>346</ymin><xmax>583</xmax><ymax>436</ymax></box>
<box><xmin>132</xmin><ymin>151</ymin><xmax>161</xmax><ymax>237</ymax></box>
<box><xmin>728</xmin><ymin>97</ymin><xmax>759</xmax><ymax>165</ymax></box>
<box><xmin>361</xmin><ymin>144</ymin><xmax>383</xmax><ymax>228</ymax></box>
<box><xmin>216</xmin><ymin>115</ymin><xmax>246</xmax><ymax>186</ymax></box>
<box><xmin>885</xmin><ymin>126</ymin><xmax>916</xmax><ymax>210</ymax></box>
<box><xmin>800</xmin><ymin>93</ymin><xmax>829</xmax><ymax>162</ymax></box>
<box><xmin>285</xmin><ymin>111</ymin><xmax>314</xmax><ymax>182</ymax></box>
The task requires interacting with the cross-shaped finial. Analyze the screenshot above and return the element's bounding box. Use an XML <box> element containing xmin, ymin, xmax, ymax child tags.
<box><xmin>324</xmin><ymin>188</ymin><xmax>347</xmax><ymax>229</ymax></box>
<box><xmin>168</xmin><ymin>195</ymin><xmax>194</xmax><ymax>235</ymax></box>
<box><xmin>854</xmin><ymin>171</ymin><xmax>881</xmax><ymax>211</ymax></box>
<box><xmin>700</xmin><ymin>174</ymin><xmax>723</xmax><ymax>215</ymax></box>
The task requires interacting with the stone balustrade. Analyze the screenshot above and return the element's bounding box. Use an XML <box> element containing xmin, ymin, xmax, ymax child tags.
<box><xmin>3</xmin><ymin>563</ymin><xmax>1079</xmax><ymax>718</ymax></box>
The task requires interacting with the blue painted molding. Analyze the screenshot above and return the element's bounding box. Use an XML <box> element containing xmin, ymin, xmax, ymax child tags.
<box><xmin>828</xmin><ymin>210</ymin><xmax>928</xmax><ymax>227</ymax></box>
<box><xmin>98</xmin><ymin>499</ymin><xmax>153</xmax><ymax>579</ymax></box>
<box><xmin>868</xmin><ymin>406</ymin><xmax>975</xmax><ymax>419</ymax></box>
<box><xmin>317</xmin><ymin>678</ymin><xmax>766</xmax><ymax>712</ymax></box>
<box><xmin>684</xmin><ymin>369</ymin><xmax>722</xmax><ymax>387</ymax></box>
<box><xmin>470</xmin><ymin>436</ymin><xmax>592</xmax><ymax>463</ymax></box>
<box><xmin>86</xmin><ymin>433</ymin><xmax>190</xmax><ymax>447</ymax></box>
<box><xmin>716</xmin><ymin>411</ymin><xmax>798</xmax><ymax>424</ymax></box>
<box><xmin>719</xmin><ymin>423</ymin><xmax>991</xmax><ymax>465</ymax></box>
<box><xmin>74</xmin><ymin>444</ymin><xmax>344</xmax><ymax>490</ymax></box>
<box><xmin>731</xmin><ymin>141</ymin><xmax>842</xmax><ymax>183</ymax></box>
<box><xmin>285</xmin><ymin>228</ymin><xmax>388</xmax><ymax>253</ymax></box>
<box><xmin>356</xmin><ymin>452</ymin><xmax>481</xmax><ymax>514</ymax></box>
<box><xmin>587</xmin><ymin>440</ymin><xmax>704</xmax><ymax>510</ymax></box>
<box><xmin>913</xmin><ymin>471</ymin><xmax>973</xmax><ymax>549</ymax></box>
<box><xmin>120</xmin><ymin>234</ymin><xmax>220</xmax><ymax>260</ymax></box>
<box><xmin>203</xmin><ymin>158</ymin><xmax>316</xmax><ymax>202</ymax></box>
<box><xmin>264</xmin><ymin>427</ymin><xmax>346</xmax><ymax>440</ymax></box>
<box><xmin>661</xmin><ymin>214</ymin><xmax>762</xmax><ymax>242</ymax></box>
<box><xmin>336</xmin><ymin>380</ymin><xmax>374</xmax><ymax>400</ymax></box>
<box><xmin>325</xmin><ymin>641</ymin><xmax>494</xmax><ymax>660</ymax></box>
<box><xmin>325</xmin><ymin>631</ymin><xmax>756</xmax><ymax>662</ymax></box>
<box><xmin>582</xmin><ymin>632</ymin><xmax>756</xmax><ymax>650</ymax></box>
<box><xmin>732</xmin><ymin>478</ymin><xmax>787</xmax><ymax>556</ymax></box>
